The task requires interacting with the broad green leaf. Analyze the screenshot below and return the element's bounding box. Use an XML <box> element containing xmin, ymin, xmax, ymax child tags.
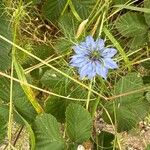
<box><xmin>66</xmin><ymin>103</ymin><xmax>92</xmax><ymax>143</ymax></box>
<box><xmin>0</xmin><ymin>5</ymin><xmax>12</xmax><ymax>71</ymax></box>
<box><xmin>71</xmin><ymin>0</ymin><xmax>96</xmax><ymax>19</ymax></box>
<box><xmin>142</xmin><ymin>60</ymin><xmax>150</xmax><ymax>70</ymax></box>
<box><xmin>32</xmin><ymin>113</ymin><xmax>66</xmax><ymax>150</ymax></box>
<box><xmin>128</xmin><ymin>32</ymin><xmax>149</xmax><ymax>49</ymax></box>
<box><xmin>45</xmin><ymin>97</ymin><xmax>69</xmax><ymax>122</ymax></box>
<box><xmin>24</xmin><ymin>44</ymin><xmax>54</xmax><ymax>66</ymax></box>
<box><xmin>144</xmin><ymin>0</ymin><xmax>150</xmax><ymax>27</ymax></box>
<box><xmin>42</xmin><ymin>0</ymin><xmax>67</xmax><ymax>22</ymax></box>
<box><xmin>116</xmin><ymin>12</ymin><xmax>148</xmax><ymax>37</ymax></box>
<box><xmin>0</xmin><ymin>77</ymin><xmax>37</xmax><ymax>123</ymax></box>
<box><xmin>104</xmin><ymin>73</ymin><xmax>150</xmax><ymax>132</ymax></box>
<box><xmin>58</xmin><ymin>13</ymin><xmax>78</xmax><ymax>39</ymax></box>
<box><xmin>40</xmin><ymin>69</ymin><xmax>87</xmax><ymax>99</ymax></box>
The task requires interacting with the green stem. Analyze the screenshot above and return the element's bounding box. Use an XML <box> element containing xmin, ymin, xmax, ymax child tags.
<box><xmin>8</xmin><ymin>60</ymin><xmax>14</xmax><ymax>150</ymax></box>
<box><xmin>86</xmin><ymin>79</ymin><xmax>93</xmax><ymax>110</ymax></box>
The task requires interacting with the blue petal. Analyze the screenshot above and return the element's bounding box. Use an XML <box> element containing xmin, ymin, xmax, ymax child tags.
<box><xmin>96</xmin><ymin>38</ymin><xmax>105</xmax><ymax>51</ymax></box>
<box><xmin>70</xmin><ymin>59</ymin><xmax>89</xmax><ymax>68</ymax></box>
<box><xmin>103</xmin><ymin>58</ymin><xmax>118</xmax><ymax>69</ymax></box>
<box><xmin>95</xmin><ymin>61</ymin><xmax>108</xmax><ymax>79</ymax></box>
<box><xmin>79</xmin><ymin>62</ymin><xmax>93</xmax><ymax>79</ymax></box>
<box><xmin>87</xmin><ymin>62</ymin><xmax>96</xmax><ymax>79</ymax></box>
<box><xmin>101</xmin><ymin>48</ymin><xmax>117</xmax><ymax>58</ymax></box>
<box><xmin>72</xmin><ymin>45</ymin><xmax>89</xmax><ymax>55</ymax></box>
<box><xmin>85</xmin><ymin>36</ymin><xmax>96</xmax><ymax>50</ymax></box>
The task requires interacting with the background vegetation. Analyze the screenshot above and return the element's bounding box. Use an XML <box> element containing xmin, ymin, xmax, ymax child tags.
<box><xmin>0</xmin><ymin>0</ymin><xmax>150</xmax><ymax>149</ymax></box>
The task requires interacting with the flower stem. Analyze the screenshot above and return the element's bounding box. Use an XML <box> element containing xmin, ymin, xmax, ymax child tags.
<box><xmin>86</xmin><ymin>79</ymin><xmax>93</xmax><ymax>110</ymax></box>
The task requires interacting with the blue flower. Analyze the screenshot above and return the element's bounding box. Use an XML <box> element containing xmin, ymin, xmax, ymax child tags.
<box><xmin>70</xmin><ymin>36</ymin><xmax>118</xmax><ymax>80</ymax></box>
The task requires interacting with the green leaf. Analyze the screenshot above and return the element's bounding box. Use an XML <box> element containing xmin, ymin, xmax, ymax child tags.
<box><xmin>32</xmin><ymin>113</ymin><xmax>66</xmax><ymax>150</ymax></box>
<box><xmin>71</xmin><ymin>0</ymin><xmax>96</xmax><ymax>19</ymax></box>
<box><xmin>0</xmin><ymin>105</ymin><xmax>9</xmax><ymax>144</ymax></box>
<box><xmin>0</xmin><ymin>6</ymin><xmax>12</xmax><ymax>71</ymax></box>
<box><xmin>116</xmin><ymin>12</ymin><xmax>148</xmax><ymax>38</ymax></box>
<box><xmin>144</xmin><ymin>0</ymin><xmax>150</xmax><ymax>27</ymax></box>
<box><xmin>0</xmin><ymin>77</ymin><xmax>37</xmax><ymax>123</ymax></box>
<box><xmin>128</xmin><ymin>32</ymin><xmax>149</xmax><ymax>49</ymax></box>
<box><xmin>104</xmin><ymin>73</ymin><xmax>150</xmax><ymax>132</ymax></box>
<box><xmin>45</xmin><ymin>97</ymin><xmax>69</xmax><ymax>122</ymax></box>
<box><xmin>143</xmin><ymin>76</ymin><xmax>150</xmax><ymax>84</ymax></box>
<box><xmin>0</xmin><ymin>117</ymin><xmax>7</xmax><ymax>144</ymax></box>
<box><xmin>58</xmin><ymin>13</ymin><xmax>78</xmax><ymax>39</ymax></box>
<box><xmin>40</xmin><ymin>69</ymin><xmax>87</xmax><ymax>99</ymax></box>
<box><xmin>142</xmin><ymin>60</ymin><xmax>150</xmax><ymax>70</ymax></box>
<box><xmin>42</xmin><ymin>0</ymin><xmax>67</xmax><ymax>22</ymax></box>
<box><xmin>66</xmin><ymin>103</ymin><xmax>92</xmax><ymax>143</ymax></box>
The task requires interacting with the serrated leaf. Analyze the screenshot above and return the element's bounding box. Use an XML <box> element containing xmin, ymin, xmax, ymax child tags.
<box><xmin>0</xmin><ymin>6</ymin><xmax>12</xmax><ymax>71</ymax></box>
<box><xmin>116</xmin><ymin>12</ymin><xmax>148</xmax><ymax>37</ymax></box>
<box><xmin>45</xmin><ymin>97</ymin><xmax>69</xmax><ymax>122</ymax></box>
<box><xmin>71</xmin><ymin>0</ymin><xmax>96</xmax><ymax>19</ymax></box>
<box><xmin>58</xmin><ymin>13</ymin><xmax>78</xmax><ymax>39</ymax></box>
<box><xmin>33</xmin><ymin>113</ymin><xmax>66</xmax><ymax>150</ymax></box>
<box><xmin>144</xmin><ymin>0</ymin><xmax>150</xmax><ymax>27</ymax></box>
<box><xmin>128</xmin><ymin>32</ymin><xmax>149</xmax><ymax>49</ymax></box>
<box><xmin>42</xmin><ymin>0</ymin><xmax>67</xmax><ymax>22</ymax></box>
<box><xmin>66</xmin><ymin>103</ymin><xmax>92</xmax><ymax>143</ymax></box>
<box><xmin>104</xmin><ymin>73</ymin><xmax>150</xmax><ymax>132</ymax></box>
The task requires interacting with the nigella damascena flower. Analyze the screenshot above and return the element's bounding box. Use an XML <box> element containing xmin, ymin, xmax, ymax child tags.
<box><xmin>70</xmin><ymin>36</ymin><xmax>118</xmax><ymax>80</ymax></box>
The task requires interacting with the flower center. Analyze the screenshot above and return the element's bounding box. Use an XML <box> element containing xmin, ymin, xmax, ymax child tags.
<box><xmin>89</xmin><ymin>50</ymin><xmax>101</xmax><ymax>61</ymax></box>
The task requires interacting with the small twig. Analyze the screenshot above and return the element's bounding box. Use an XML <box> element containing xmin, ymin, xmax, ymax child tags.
<box><xmin>13</xmin><ymin>125</ymin><xmax>24</xmax><ymax>146</ymax></box>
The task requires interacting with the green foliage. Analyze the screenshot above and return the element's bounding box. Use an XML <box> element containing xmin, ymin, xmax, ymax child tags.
<box><xmin>42</xmin><ymin>0</ymin><xmax>67</xmax><ymax>22</ymax></box>
<box><xmin>145</xmin><ymin>144</ymin><xmax>150</xmax><ymax>150</ymax></box>
<box><xmin>115</xmin><ymin>12</ymin><xmax>149</xmax><ymax>48</ymax></box>
<box><xmin>45</xmin><ymin>97</ymin><xmax>69</xmax><ymax>122</ymax></box>
<box><xmin>144</xmin><ymin>0</ymin><xmax>150</xmax><ymax>27</ymax></box>
<box><xmin>71</xmin><ymin>0</ymin><xmax>96</xmax><ymax>19</ymax></box>
<box><xmin>142</xmin><ymin>60</ymin><xmax>150</xmax><ymax>70</ymax></box>
<box><xmin>32</xmin><ymin>113</ymin><xmax>66</xmax><ymax>150</ymax></box>
<box><xmin>104</xmin><ymin>73</ymin><xmax>150</xmax><ymax>132</ymax></box>
<box><xmin>0</xmin><ymin>5</ymin><xmax>12</xmax><ymax>71</ymax></box>
<box><xmin>0</xmin><ymin>77</ymin><xmax>37</xmax><ymax>123</ymax></box>
<box><xmin>66</xmin><ymin>103</ymin><xmax>92</xmax><ymax>143</ymax></box>
<box><xmin>113</xmin><ymin>0</ymin><xmax>129</xmax><ymax>4</ymax></box>
<box><xmin>116</xmin><ymin>12</ymin><xmax>148</xmax><ymax>37</ymax></box>
<box><xmin>40</xmin><ymin>69</ymin><xmax>87</xmax><ymax>99</ymax></box>
<box><xmin>0</xmin><ymin>105</ymin><xmax>9</xmax><ymax>144</ymax></box>
<box><xmin>0</xmin><ymin>117</ymin><xmax>7</xmax><ymax>144</ymax></box>
<box><xmin>97</xmin><ymin>131</ymin><xmax>114</xmax><ymax>150</ymax></box>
